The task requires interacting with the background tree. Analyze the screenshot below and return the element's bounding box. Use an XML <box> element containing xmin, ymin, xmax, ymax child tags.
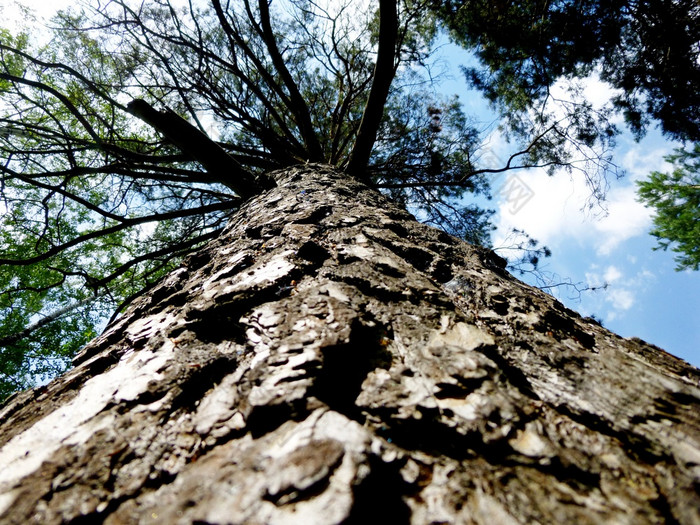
<box><xmin>435</xmin><ymin>0</ymin><xmax>700</xmax><ymax>142</ymax></box>
<box><xmin>637</xmin><ymin>144</ymin><xmax>700</xmax><ymax>271</ymax></box>
<box><xmin>434</xmin><ymin>0</ymin><xmax>700</xmax><ymax>271</ymax></box>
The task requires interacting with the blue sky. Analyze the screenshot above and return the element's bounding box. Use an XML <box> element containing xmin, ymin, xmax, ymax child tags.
<box><xmin>437</xmin><ymin>46</ymin><xmax>699</xmax><ymax>367</ymax></box>
<box><xmin>491</xmin><ymin>130</ymin><xmax>699</xmax><ymax>367</ymax></box>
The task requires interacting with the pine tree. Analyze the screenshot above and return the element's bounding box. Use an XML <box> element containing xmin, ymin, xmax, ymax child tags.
<box><xmin>1</xmin><ymin>1</ymin><xmax>699</xmax><ymax>521</ymax></box>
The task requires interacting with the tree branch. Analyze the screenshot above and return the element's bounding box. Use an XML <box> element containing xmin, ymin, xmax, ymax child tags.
<box><xmin>0</xmin><ymin>200</ymin><xmax>236</xmax><ymax>266</ymax></box>
<box><xmin>91</xmin><ymin>228</ymin><xmax>223</xmax><ymax>290</ymax></box>
<box><xmin>126</xmin><ymin>99</ymin><xmax>267</xmax><ymax>197</ymax></box>
<box><xmin>208</xmin><ymin>0</ymin><xmax>307</xmax><ymax>158</ymax></box>
<box><xmin>0</xmin><ymin>293</ymin><xmax>107</xmax><ymax>348</ymax></box>
<box><xmin>346</xmin><ymin>0</ymin><xmax>398</xmax><ymax>177</ymax></box>
<box><xmin>255</xmin><ymin>0</ymin><xmax>324</xmax><ymax>161</ymax></box>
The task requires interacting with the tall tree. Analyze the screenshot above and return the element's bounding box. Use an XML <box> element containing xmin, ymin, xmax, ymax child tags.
<box><xmin>0</xmin><ymin>1</ymin><xmax>699</xmax><ymax>520</ymax></box>
<box><xmin>0</xmin><ymin>0</ymin><xmax>695</xmax><ymax>396</ymax></box>
<box><xmin>429</xmin><ymin>0</ymin><xmax>700</xmax><ymax>267</ymax></box>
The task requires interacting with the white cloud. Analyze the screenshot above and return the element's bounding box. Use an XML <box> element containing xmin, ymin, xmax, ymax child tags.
<box><xmin>608</xmin><ymin>288</ymin><xmax>635</xmax><ymax>311</ymax></box>
<box><xmin>582</xmin><ymin>264</ymin><xmax>656</xmax><ymax>323</ymax></box>
<box><xmin>603</xmin><ymin>265</ymin><xmax>622</xmax><ymax>283</ymax></box>
<box><xmin>493</xmin><ymin>168</ymin><xmax>652</xmax><ymax>256</ymax></box>
<box><xmin>600</xmin><ymin>286</ymin><xmax>635</xmax><ymax>322</ymax></box>
<box><xmin>493</xmin><ymin>169</ymin><xmax>588</xmax><ymax>249</ymax></box>
<box><xmin>550</xmin><ymin>73</ymin><xmax>620</xmax><ymax>111</ymax></box>
<box><xmin>581</xmin><ymin>77</ymin><xmax>621</xmax><ymax>111</ymax></box>
<box><xmin>619</xmin><ymin>141</ymin><xmax>679</xmax><ymax>182</ymax></box>
<box><xmin>639</xmin><ymin>269</ymin><xmax>655</xmax><ymax>281</ymax></box>
<box><xmin>582</xmin><ymin>278</ymin><xmax>635</xmax><ymax>323</ymax></box>
<box><xmin>593</xmin><ymin>185</ymin><xmax>653</xmax><ymax>255</ymax></box>
<box><xmin>584</xmin><ymin>265</ymin><xmax>603</xmax><ymax>288</ymax></box>
<box><xmin>585</xmin><ymin>265</ymin><xmax>625</xmax><ymax>289</ymax></box>
<box><xmin>492</xmin><ymin>127</ymin><xmax>674</xmax><ymax>257</ymax></box>
<box><xmin>489</xmin><ymin>66</ymin><xmax>681</xmax><ymax>260</ymax></box>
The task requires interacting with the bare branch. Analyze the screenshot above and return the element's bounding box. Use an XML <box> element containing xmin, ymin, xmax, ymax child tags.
<box><xmin>0</xmin><ymin>200</ymin><xmax>237</xmax><ymax>266</ymax></box>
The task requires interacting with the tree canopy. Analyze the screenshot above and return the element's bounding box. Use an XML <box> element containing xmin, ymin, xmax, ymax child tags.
<box><xmin>436</xmin><ymin>0</ymin><xmax>700</xmax><ymax>142</ymax></box>
<box><xmin>0</xmin><ymin>0</ymin><xmax>697</xmax><ymax>399</ymax></box>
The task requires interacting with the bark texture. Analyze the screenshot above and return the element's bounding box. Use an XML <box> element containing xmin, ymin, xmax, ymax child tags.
<box><xmin>0</xmin><ymin>165</ymin><xmax>698</xmax><ymax>524</ymax></box>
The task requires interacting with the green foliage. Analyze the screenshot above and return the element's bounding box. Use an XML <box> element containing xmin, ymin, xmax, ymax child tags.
<box><xmin>433</xmin><ymin>0</ymin><xmax>699</xmax><ymax>271</ymax></box>
<box><xmin>637</xmin><ymin>145</ymin><xmax>700</xmax><ymax>271</ymax></box>
<box><xmin>0</xmin><ymin>15</ymin><xmax>235</xmax><ymax>398</ymax></box>
<box><xmin>435</xmin><ymin>0</ymin><xmax>700</xmax><ymax>143</ymax></box>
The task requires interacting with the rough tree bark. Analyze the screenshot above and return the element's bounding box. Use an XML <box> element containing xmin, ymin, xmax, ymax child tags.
<box><xmin>0</xmin><ymin>165</ymin><xmax>698</xmax><ymax>524</ymax></box>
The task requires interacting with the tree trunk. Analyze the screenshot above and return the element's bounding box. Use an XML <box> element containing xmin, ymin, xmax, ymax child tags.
<box><xmin>0</xmin><ymin>165</ymin><xmax>698</xmax><ymax>524</ymax></box>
